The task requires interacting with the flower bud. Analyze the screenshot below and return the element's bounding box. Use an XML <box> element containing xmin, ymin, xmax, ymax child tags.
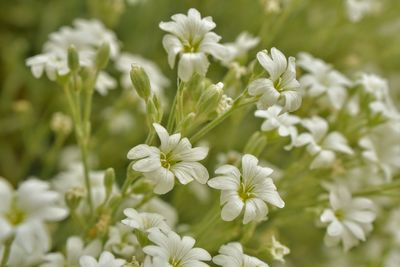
<box><xmin>147</xmin><ymin>95</ymin><xmax>163</xmax><ymax>123</ymax></box>
<box><xmin>68</xmin><ymin>45</ymin><xmax>80</xmax><ymax>72</ymax></box>
<box><xmin>104</xmin><ymin>167</ymin><xmax>116</xmax><ymax>199</ymax></box>
<box><xmin>50</xmin><ymin>112</ymin><xmax>73</xmax><ymax>135</ymax></box>
<box><xmin>196</xmin><ymin>82</ymin><xmax>224</xmax><ymax>115</ymax></box>
<box><xmin>95</xmin><ymin>42</ymin><xmax>110</xmax><ymax>69</ymax></box>
<box><xmin>65</xmin><ymin>187</ymin><xmax>86</xmax><ymax>210</ymax></box>
<box><xmin>130</xmin><ymin>64</ymin><xmax>151</xmax><ymax>101</ymax></box>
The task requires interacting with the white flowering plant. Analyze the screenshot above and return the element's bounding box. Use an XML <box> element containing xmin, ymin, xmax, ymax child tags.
<box><xmin>0</xmin><ymin>0</ymin><xmax>400</xmax><ymax>266</ymax></box>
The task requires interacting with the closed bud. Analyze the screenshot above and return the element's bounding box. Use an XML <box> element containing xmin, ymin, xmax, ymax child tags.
<box><xmin>179</xmin><ymin>112</ymin><xmax>196</xmax><ymax>132</ymax></box>
<box><xmin>67</xmin><ymin>45</ymin><xmax>80</xmax><ymax>72</ymax></box>
<box><xmin>130</xmin><ymin>64</ymin><xmax>151</xmax><ymax>100</ymax></box>
<box><xmin>147</xmin><ymin>95</ymin><xmax>163</xmax><ymax>123</ymax></box>
<box><xmin>104</xmin><ymin>168</ymin><xmax>116</xmax><ymax>198</ymax></box>
<box><xmin>65</xmin><ymin>187</ymin><xmax>86</xmax><ymax>210</ymax></box>
<box><xmin>95</xmin><ymin>42</ymin><xmax>110</xmax><ymax>69</ymax></box>
<box><xmin>196</xmin><ymin>82</ymin><xmax>224</xmax><ymax>115</ymax></box>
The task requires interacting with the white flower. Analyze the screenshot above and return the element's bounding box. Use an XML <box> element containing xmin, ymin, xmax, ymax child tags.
<box><xmin>297</xmin><ymin>52</ymin><xmax>351</xmax><ymax>109</ymax></box>
<box><xmin>26</xmin><ymin>19</ymin><xmax>119</xmax><ymax>95</ymax></box>
<box><xmin>116</xmin><ymin>52</ymin><xmax>170</xmax><ymax>96</ymax></box>
<box><xmin>104</xmin><ymin>223</ymin><xmax>139</xmax><ymax>259</ymax></box>
<box><xmin>320</xmin><ymin>186</ymin><xmax>376</xmax><ymax>251</ymax></box>
<box><xmin>140</xmin><ymin>197</ymin><xmax>178</xmax><ymax>227</ymax></box>
<box><xmin>159</xmin><ymin>8</ymin><xmax>228</xmax><ymax>81</ymax></box>
<box><xmin>359</xmin><ymin>123</ymin><xmax>400</xmax><ymax>180</ymax></box>
<box><xmin>249</xmin><ymin>47</ymin><xmax>301</xmax><ymax>112</ymax></box>
<box><xmin>254</xmin><ymin>105</ymin><xmax>300</xmax><ymax>138</ymax></box>
<box><xmin>52</xmin><ymin>164</ymin><xmax>117</xmax><ymax>210</ymax></box>
<box><xmin>143</xmin><ymin>228</ymin><xmax>211</xmax><ymax>267</ymax></box>
<box><xmin>269</xmin><ymin>236</ymin><xmax>290</xmax><ymax>262</ymax></box>
<box><xmin>291</xmin><ymin>116</ymin><xmax>353</xmax><ymax>169</ymax></box>
<box><xmin>208</xmin><ymin>154</ymin><xmax>284</xmax><ymax>224</ymax></box>
<box><xmin>127</xmin><ymin>123</ymin><xmax>209</xmax><ymax>194</ymax></box>
<box><xmin>122</xmin><ymin>208</ymin><xmax>170</xmax><ymax>232</ymax></box>
<box><xmin>213</xmin><ymin>242</ymin><xmax>269</xmax><ymax>267</ymax></box>
<box><xmin>0</xmin><ymin>177</ymin><xmax>68</xmax><ymax>242</ymax></box>
<box><xmin>345</xmin><ymin>0</ymin><xmax>379</xmax><ymax>22</ymax></box>
<box><xmin>80</xmin><ymin>251</ymin><xmax>125</xmax><ymax>267</ymax></box>
<box><xmin>41</xmin><ymin>236</ymin><xmax>102</xmax><ymax>267</ymax></box>
<box><xmin>223</xmin><ymin>32</ymin><xmax>260</xmax><ymax>64</ymax></box>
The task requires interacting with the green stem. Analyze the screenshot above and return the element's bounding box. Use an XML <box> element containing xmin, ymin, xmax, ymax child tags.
<box><xmin>41</xmin><ymin>133</ymin><xmax>67</xmax><ymax>178</ymax></box>
<box><xmin>0</xmin><ymin>236</ymin><xmax>13</xmax><ymax>267</ymax></box>
<box><xmin>166</xmin><ymin>81</ymin><xmax>184</xmax><ymax>132</ymax></box>
<box><xmin>354</xmin><ymin>180</ymin><xmax>400</xmax><ymax>196</ymax></box>
<box><xmin>190</xmin><ymin>92</ymin><xmax>257</xmax><ymax>143</ymax></box>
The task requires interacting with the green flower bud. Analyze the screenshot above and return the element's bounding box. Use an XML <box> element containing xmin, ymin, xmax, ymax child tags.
<box><xmin>95</xmin><ymin>42</ymin><xmax>110</xmax><ymax>69</ymax></box>
<box><xmin>67</xmin><ymin>45</ymin><xmax>80</xmax><ymax>72</ymax></box>
<box><xmin>196</xmin><ymin>82</ymin><xmax>224</xmax><ymax>115</ymax></box>
<box><xmin>104</xmin><ymin>168</ymin><xmax>116</xmax><ymax>198</ymax></box>
<box><xmin>130</xmin><ymin>64</ymin><xmax>152</xmax><ymax>101</ymax></box>
<box><xmin>147</xmin><ymin>95</ymin><xmax>163</xmax><ymax>123</ymax></box>
<box><xmin>65</xmin><ymin>187</ymin><xmax>86</xmax><ymax>210</ymax></box>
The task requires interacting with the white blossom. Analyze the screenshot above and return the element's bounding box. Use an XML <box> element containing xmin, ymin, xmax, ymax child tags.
<box><xmin>297</xmin><ymin>52</ymin><xmax>351</xmax><ymax>109</ymax></box>
<box><xmin>79</xmin><ymin>251</ymin><xmax>125</xmax><ymax>267</ymax></box>
<box><xmin>320</xmin><ymin>185</ymin><xmax>376</xmax><ymax>251</ymax></box>
<box><xmin>213</xmin><ymin>242</ymin><xmax>269</xmax><ymax>267</ymax></box>
<box><xmin>249</xmin><ymin>47</ymin><xmax>301</xmax><ymax>112</ymax></box>
<box><xmin>208</xmin><ymin>154</ymin><xmax>284</xmax><ymax>224</ymax></box>
<box><xmin>41</xmin><ymin>236</ymin><xmax>102</xmax><ymax>267</ymax></box>
<box><xmin>122</xmin><ymin>208</ymin><xmax>170</xmax><ymax>232</ymax></box>
<box><xmin>127</xmin><ymin>123</ymin><xmax>209</xmax><ymax>194</ymax></box>
<box><xmin>159</xmin><ymin>8</ymin><xmax>228</xmax><ymax>81</ymax></box>
<box><xmin>104</xmin><ymin>223</ymin><xmax>139</xmax><ymax>259</ymax></box>
<box><xmin>291</xmin><ymin>116</ymin><xmax>353</xmax><ymax>169</ymax></box>
<box><xmin>143</xmin><ymin>228</ymin><xmax>211</xmax><ymax>267</ymax></box>
<box><xmin>26</xmin><ymin>19</ymin><xmax>119</xmax><ymax>95</ymax></box>
<box><xmin>0</xmin><ymin>177</ymin><xmax>68</xmax><ymax>243</ymax></box>
<box><xmin>269</xmin><ymin>236</ymin><xmax>290</xmax><ymax>262</ymax></box>
<box><xmin>223</xmin><ymin>32</ymin><xmax>260</xmax><ymax>64</ymax></box>
<box><xmin>345</xmin><ymin>0</ymin><xmax>380</xmax><ymax>22</ymax></box>
<box><xmin>254</xmin><ymin>105</ymin><xmax>300</xmax><ymax>138</ymax></box>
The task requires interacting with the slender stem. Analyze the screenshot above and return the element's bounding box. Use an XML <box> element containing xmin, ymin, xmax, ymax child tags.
<box><xmin>41</xmin><ymin>133</ymin><xmax>67</xmax><ymax>178</ymax></box>
<box><xmin>0</xmin><ymin>236</ymin><xmax>13</xmax><ymax>267</ymax></box>
<box><xmin>166</xmin><ymin>80</ymin><xmax>183</xmax><ymax>132</ymax></box>
<box><xmin>190</xmin><ymin>92</ymin><xmax>257</xmax><ymax>143</ymax></box>
<box><xmin>353</xmin><ymin>180</ymin><xmax>400</xmax><ymax>196</ymax></box>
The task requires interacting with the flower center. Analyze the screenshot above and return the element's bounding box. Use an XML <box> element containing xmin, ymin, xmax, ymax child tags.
<box><xmin>334</xmin><ymin>209</ymin><xmax>345</xmax><ymax>220</ymax></box>
<box><xmin>160</xmin><ymin>152</ymin><xmax>176</xmax><ymax>169</ymax></box>
<box><xmin>169</xmin><ymin>257</ymin><xmax>182</xmax><ymax>267</ymax></box>
<box><xmin>238</xmin><ymin>182</ymin><xmax>254</xmax><ymax>201</ymax></box>
<box><xmin>6</xmin><ymin>207</ymin><xmax>26</xmax><ymax>226</ymax></box>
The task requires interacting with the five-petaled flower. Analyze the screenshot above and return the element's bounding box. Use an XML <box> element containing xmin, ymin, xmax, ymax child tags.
<box><xmin>208</xmin><ymin>154</ymin><xmax>284</xmax><ymax>224</ymax></box>
<box><xmin>127</xmin><ymin>123</ymin><xmax>209</xmax><ymax>194</ymax></box>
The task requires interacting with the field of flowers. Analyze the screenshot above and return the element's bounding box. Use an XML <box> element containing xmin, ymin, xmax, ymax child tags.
<box><xmin>0</xmin><ymin>0</ymin><xmax>399</xmax><ymax>266</ymax></box>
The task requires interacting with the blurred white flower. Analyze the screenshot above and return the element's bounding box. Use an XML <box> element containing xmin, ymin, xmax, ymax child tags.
<box><xmin>345</xmin><ymin>0</ymin><xmax>380</xmax><ymax>22</ymax></box>
<box><xmin>143</xmin><ymin>228</ymin><xmax>211</xmax><ymax>267</ymax></box>
<box><xmin>104</xmin><ymin>223</ymin><xmax>139</xmax><ymax>259</ymax></box>
<box><xmin>292</xmin><ymin>116</ymin><xmax>353</xmax><ymax>169</ymax></box>
<box><xmin>50</xmin><ymin>112</ymin><xmax>73</xmax><ymax>135</ymax></box>
<box><xmin>79</xmin><ymin>251</ymin><xmax>125</xmax><ymax>267</ymax></box>
<box><xmin>127</xmin><ymin>123</ymin><xmax>209</xmax><ymax>194</ymax></box>
<box><xmin>41</xmin><ymin>236</ymin><xmax>102</xmax><ymax>267</ymax></box>
<box><xmin>213</xmin><ymin>242</ymin><xmax>269</xmax><ymax>267</ymax></box>
<box><xmin>269</xmin><ymin>236</ymin><xmax>290</xmax><ymax>262</ymax></box>
<box><xmin>116</xmin><ymin>52</ymin><xmax>170</xmax><ymax>96</ymax></box>
<box><xmin>384</xmin><ymin>250</ymin><xmax>400</xmax><ymax>267</ymax></box>
<box><xmin>208</xmin><ymin>154</ymin><xmax>284</xmax><ymax>224</ymax></box>
<box><xmin>297</xmin><ymin>52</ymin><xmax>351</xmax><ymax>110</ymax></box>
<box><xmin>140</xmin><ymin>197</ymin><xmax>178</xmax><ymax>227</ymax></box>
<box><xmin>223</xmin><ymin>32</ymin><xmax>260</xmax><ymax>64</ymax></box>
<box><xmin>159</xmin><ymin>8</ymin><xmax>228</xmax><ymax>81</ymax></box>
<box><xmin>359</xmin><ymin>123</ymin><xmax>400</xmax><ymax>180</ymax></box>
<box><xmin>255</xmin><ymin>105</ymin><xmax>300</xmax><ymax>139</ymax></box>
<box><xmin>26</xmin><ymin>19</ymin><xmax>119</xmax><ymax>95</ymax></box>
<box><xmin>0</xmin><ymin>177</ymin><xmax>68</xmax><ymax>242</ymax></box>
<box><xmin>320</xmin><ymin>185</ymin><xmax>376</xmax><ymax>251</ymax></box>
<box><xmin>249</xmin><ymin>47</ymin><xmax>301</xmax><ymax>112</ymax></box>
<box><xmin>122</xmin><ymin>208</ymin><xmax>170</xmax><ymax>232</ymax></box>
